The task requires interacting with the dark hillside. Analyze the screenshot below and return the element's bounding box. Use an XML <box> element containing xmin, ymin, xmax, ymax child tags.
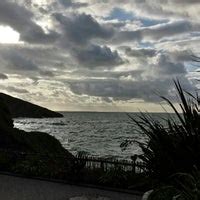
<box><xmin>0</xmin><ymin>96</ymin><xmax>73</xmax><ymax>177</ymax></box>
<box><xmin>0</xmin><ymin>93</ymin><xmax>63</xmax><ymax>118</ymax></box>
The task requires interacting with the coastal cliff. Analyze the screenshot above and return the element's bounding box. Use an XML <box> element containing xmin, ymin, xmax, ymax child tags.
<box><xmin>0</xmin><ymin>93</ymin><xmax>63</xmax><ymax>118</ymax></box>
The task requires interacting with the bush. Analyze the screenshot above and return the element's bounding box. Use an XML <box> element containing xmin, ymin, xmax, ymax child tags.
<box><xmin>124</xmin><ymin>80</ymin><xmax>200</xmax><ymax>181</ymax></box>
<box><xmin>148</xmin><ymin>169</ymin><xmax>200</xmax><ymax>200</ymax></box>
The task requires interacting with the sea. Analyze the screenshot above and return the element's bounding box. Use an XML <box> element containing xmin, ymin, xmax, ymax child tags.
<box><xmin>14</xmin><ymin>112</ymin><xmax>175</xmax><ymax>160</ymax></box>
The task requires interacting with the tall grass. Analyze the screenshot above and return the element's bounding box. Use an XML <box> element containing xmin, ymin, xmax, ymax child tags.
<box><xmin>126</xmin><ymin>80</ymin><xmax>199</xmax><ymax>180</ymax></box>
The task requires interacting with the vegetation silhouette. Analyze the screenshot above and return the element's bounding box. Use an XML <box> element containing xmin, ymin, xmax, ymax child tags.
<box><xmin>0</xmin><ymin>96</ymin><xmax>73</xmax><ymax>177</ymax></box>
<box><xmin>147</xmin><ymin>168</ymin><xmax>200</xmax><ymax>200</ymax></box>
<box><xmin>124</xmin><ymin>80</ymin><xmax>199</xmax><ymax>181</ymax></box>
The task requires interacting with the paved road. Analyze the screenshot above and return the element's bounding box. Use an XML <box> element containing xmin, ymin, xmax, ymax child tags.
<box><xmin>0</xmin><ymin>174</ymin><xmax>142</xmax><ymax>200</ymax></box>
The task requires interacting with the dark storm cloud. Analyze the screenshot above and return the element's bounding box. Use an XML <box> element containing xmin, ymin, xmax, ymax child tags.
<box><xmin>58</xmin><ymin>0</ymin><xmax>88</xmax><ymax>8</ymax></box>
<box><xmin>66</xmin><ymin>46</ymin><xmax>192</xmax><ymax>102</ymax></box>
<box><xmin>67</xmin><ymin>78</ymin><xmax>191</xmax><ymax>102</ymax></box>
<box><xmin>39</xmin><ymin>70</ymin><xmax>55</xmax><ymax>77</ymax></box>
<box><xmin>0</xmin><ymin>85</ymin><xmax>29</xmax><ymax>94</ymax></box>
<box><xmin>144</xmin><ymin>20</ymin><xmax>195</xmax><ymax>40</ymax></box>
<box><xmin>114</xmin><ymin>30</ymin><xmax>142</xmax><ymax>43</ymax></box>
<box><xmin>68</xmin><ymin>49</ymin><xmax>192</xmax><ymax>102</ymax></box>
<box><xmin>155</xmin><ymin>53</ymin><xmax>187</xmax><ymax>75</ymax></box>
<box><xmin>0</xmin><ymin>44</ymin><xmax>72</xmax><ymax>78</ymax></box>
<box><xmin>70</xmin><ymin>69</ymin><xmax>143</xmax><ymax>79</ymax></box>
<box><xmin>53</xmin><ymin>12</ymin><xmax>123</xmax><ymax>68</ymax></box>
<box><xmin>169</xmin><ymin>50</ymin><xmax>193</xmax><ymax>63</ymax></box>
<box><xmin>54</xmin><ymin>13</ymin><xmax>114</xmax><ymax>46</ymax></box>
<box><xmin>10</xmin><ymin>46</ymin><xmax>70</xmax><ymax>70</ymax></box>
<box><xmin>6</xmin><ymin>86</ymin><xmax>29</xmax><ymax>94</ymax></box>
<box><xmin>160</xmin><ymin>0</ymin><xmax>200</xmax><ymax>4</ymax></box>
<box><xmin>0</xmin><ymin>0</ymin><xmax>58</xmax><ymax>44</ymax></box>
<box><xmin>3</xmin><ymin>51</ymin><xmax>38</xmax><ymax>71</ymax></box>
<box><xmin>125</xmin><ymin>47</ymin><xmax>156</xmax><ymax>57</ymax></box>
<box><xmin>72</xmin><ymin>45</ymin><xmax>125</xmax><ymax>68</ymax></box>
<box><xmin>0</xmin><ymin>73</ymin><xmax>8</xmax><ymax>80</ymax></box>
<box><xmin>21</xmin><ymin>29</ymin><xmax>58</xmax><ymax>44</ymax></box>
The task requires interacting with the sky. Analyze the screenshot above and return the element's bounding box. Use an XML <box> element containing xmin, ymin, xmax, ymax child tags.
<box><xmin>0</xmin><ymin>0</ymin><xmax>199</xmax><ymax>112</ymax></box>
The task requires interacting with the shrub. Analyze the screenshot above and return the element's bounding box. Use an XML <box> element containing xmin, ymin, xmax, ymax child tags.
<box><xmin>124</xmin><ymin>80</ymin><xmax>200</xmax><ymax>181</ymax></box>
<box><xmin>148</xmin><ymin>169</ymin><xmax>200</xmax><ymax>200</ymax></box>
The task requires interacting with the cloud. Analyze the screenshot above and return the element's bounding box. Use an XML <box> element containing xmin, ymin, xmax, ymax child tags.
<box><xmin>144</xmin><ymin>20</ymin><xmax>196</xmax><ymax>41</ymax></box>
<box><xmin>113</xmin><ymin>30</ymin><xmax>141</xmax><ymax>43</ymax></box>
<box><xmin>105</xmin><ymin>7</ymin><xmax>134</xmax><ymax>21</ymax></box>
<box><xmin>125</xmin><ymin>47</ymin><xmax>157</xmax><ymax>57</ymax></box>
<box><xmin>0</xmin><ymin>0</ymin><xmax>58</xmax><ymax>44</ymax></box>
<box><xmin>0</xmin><ymin>0</ymin><xmax>198</xmax><ymax>110</ymax></box>
<box><xmin>0</xmin><ymin>44</ymin><xmax>73</xmax><ymax>79</ymax></box>
<box><xmin>72</xmin><ymin>44</ymin><xmax>125</xmax><ymax>68</ymax></box>
<box><xmin>6</xmin><ymin>86</ymin><xmax>29</xmax><ymax>94</ymax></box>
<box><xmin>58</xmin><ymin>0</ymin><xmax>88</xmax><ymax>8</ymax></box>
<box><xmin>0</xmin><ymin>85</ymin><xmax>29</xmax><ymax>94</ymax></box>
<box><xmin>114</xmin><ymin>20</ymin><xmax>198</xmax><ymax>43</ymax></box>
<box><xmin>0</xmin><ymin>73</ymin><xmax>8</xmax><ymax>80</ymax></box>
<box><xmin>39</xmin><ymin>70</ymin><xmax>55</xmax><ymax>77</ymax></box>
<box><xmin>89</xmin><ymin>0</ymin><xmax>200</xmax><ymax>20</ymax></box>
<box><xmin>2</xmin><ymin>50</ymin><xmax>38</xmax><ymax>71</ymax></box>
<box><xmin>168</xmin><ymin>0</ymin><xmax>199</xmax><ymax>4</ymax></box>
<box><xmin>154</xmin><ymin>53</ymin><xmax>187</xmax><ymax>75</ymax></box>
<box><xmin>168</xmin><ymin>50</ymin><xmax>193</xmax><ymax>63</ymax></box>
<box><xmin>66</xmin><ymin>46</ymin><xmax>192</xmax><ymax>102</ymax></box>
<box><xmin>67</xmin><ymin>77</ymin><xmax>193</xmax><ymax>102</ymax></box>
<box><xmin>69</xmin><ymin>69</ymin><xmax>143</xmax><ymax>79</ymax></box>
<box><xmin>54</xmin><ymin>12</ymin><xmax>114</xmax><ymax>46</ymax></box>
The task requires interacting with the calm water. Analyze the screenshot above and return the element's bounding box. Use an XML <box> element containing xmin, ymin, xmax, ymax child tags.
<box><xmin>14</xmin><ymin>112</ymin><xmax>173</xmax><ymax>160</ymax></box>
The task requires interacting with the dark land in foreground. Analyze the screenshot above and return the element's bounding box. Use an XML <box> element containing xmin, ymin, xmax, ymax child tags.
<box><xmin>0</xmin><ymin>94</ymin><xmax>75</xmax><ymax>180</ymax></box>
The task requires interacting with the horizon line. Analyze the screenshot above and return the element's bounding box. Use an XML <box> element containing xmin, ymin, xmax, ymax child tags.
<box><xmin>56</xmin><ymin>110</ymin><xmax>177</xmax><ymax>114</ymax></box>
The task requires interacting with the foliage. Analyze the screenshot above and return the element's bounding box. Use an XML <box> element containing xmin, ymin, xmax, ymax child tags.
<box><xmin>99</xmin><ymin>165</ymin><xmax>128</xmax><ymax>187</ymax></box>
<box><xmin>123</xmin><ymin>80</ymin><xmax>200</xmax><ymax>180</ymax></box>
<box><xmin>148</xmin><ymin>169</ymin><xmax>200</xmax><ymax>200</ymax></box>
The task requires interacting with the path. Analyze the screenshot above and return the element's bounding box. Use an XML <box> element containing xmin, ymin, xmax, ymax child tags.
<box><xmin>0</xmin><ymin>174</ymin><xmax>142</xmax><ymax>200</ymax></box>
